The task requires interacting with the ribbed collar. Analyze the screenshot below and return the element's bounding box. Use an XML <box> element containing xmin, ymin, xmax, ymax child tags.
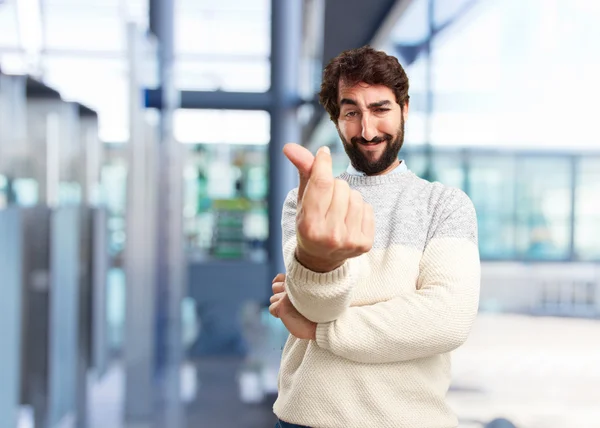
<box><xmin>338</xmin><ymin>168</ymin><xmax>414</xmax><ymax>186</ymax></box>
<box><xmin>341</xmin><ymin>160</ymin><xmax>411</xmax><ymax>185</ymax></box>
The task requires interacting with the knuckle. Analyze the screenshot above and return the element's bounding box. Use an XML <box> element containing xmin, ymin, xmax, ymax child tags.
<box><xmin>359</xmin><ymin>239</ymin><xmax>373</xmax><ymax>253</ymax></box>
<box><xmin>302</xmin><ymin>224</ymin><xmax>319</xmax><ymax>242</ymax></box>
<box><xmin>350</xmin><ymin>189</ymin><xmax>363</xmax><ymax>202</ymax></box>
<box><xmin>325</xmin><ymin>229</ymin><xmax>347</xmax><ymax>249</ymax></box>
<box><xmin>303</xmin><ymin>223</ymin><xmax>327</xmax><ymax>243</ymax></box>
<box><xmin>334</xmin><ymin>179</ymin><xmax>350</xmax><ymax>192</ymax></box>
<box><xmin>297</xmin><ymin>220</ymin><xmax>313</xmax><ymax>238</ymax></box>
<box><xmin>312</xmin><ymin>176</ymin><xmax>332</xmax><ymax>190</ymax></box>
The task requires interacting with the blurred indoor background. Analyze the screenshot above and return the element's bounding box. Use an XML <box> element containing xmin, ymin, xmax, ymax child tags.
<box><xmin>0</xmin><ymin>0</ymin><xmax>599</xmax><ymax>427</ymax></box>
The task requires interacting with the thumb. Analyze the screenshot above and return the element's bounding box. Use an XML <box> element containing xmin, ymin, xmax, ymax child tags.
<box><xmin>283</xmin><ymin>143</ymin><xmax>315</xmax><ymax>202</ymax></box>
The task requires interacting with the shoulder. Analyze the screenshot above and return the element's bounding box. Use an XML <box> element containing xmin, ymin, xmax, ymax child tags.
<box><xmin>409</xmin><ymin>176</ymin><xmax>477</xmax><ymax>244</ymax></box>
<box><xmin>404</xmin><ymin>173</ymin><xmax>470</xmax><ymax>211</ymax></box>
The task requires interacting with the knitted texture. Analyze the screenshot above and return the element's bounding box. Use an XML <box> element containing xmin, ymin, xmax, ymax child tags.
<box><xmin>273</xmin><ymin>170</ymin><xmax>481</xmax><ymax>428</ymax></box>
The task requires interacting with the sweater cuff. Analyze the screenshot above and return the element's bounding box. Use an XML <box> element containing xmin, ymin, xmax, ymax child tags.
<box><xmin>315</xmin><ymin>322</ymin><xmax>331</xmax><ymax>349</ymax></box>
<box><xmin>287</xmin><ymin>255</ymin><xmax>351</xmax><ymax>286</ymax></box>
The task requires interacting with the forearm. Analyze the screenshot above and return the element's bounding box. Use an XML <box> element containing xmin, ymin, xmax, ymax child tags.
<box><xmin>283</xmin><ymin>240</ymin><xmax>357</xmax><ymax>323</ymax></box>
<box><xmin>316</xmin><ymin>239</ymin><xmax>480</xmax><ymax>363</ymax></box>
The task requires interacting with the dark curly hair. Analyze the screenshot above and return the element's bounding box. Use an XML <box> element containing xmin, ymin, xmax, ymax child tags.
<box><xmin>319</xmin><ymin>45</ymin><xmax>410</xmax><ymax>124</ymax></box>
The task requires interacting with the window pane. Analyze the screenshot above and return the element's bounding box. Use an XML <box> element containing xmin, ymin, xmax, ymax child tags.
<box><xmin>469</xmin><ymin>155</ymin><xmax>517</xmax><ymax>259</ymax></box>
<box><xmin>175</xmin><ymin>0</ymin><xmax>271</xmax><ymax>92</ymax></box>
<box><xmin>576</xmin><ymin>158</ymin><xmax>600</xmax><ymax>216</ymax></box>
<box><xmin>575</xmin><ymin>157</ymin><xmax>600</xmax><ymax>260</ymax></box>
<box><xmin>478</xmin><ymin>215</ymin><xmax>516</xmax><ymax>259</ymax></box>
<box><xmin>176</xmin><ymin>9</ymin><xmax>270</xmax><ymax>57</ymax></box>
<box><xmin>44</xmin><ymin>8</ymin><xmax>124</xmax><ymax>51</ymax></box>
<box><xmin>575</xmin><ymin>218</ymin><xmax>600</xmax><ymax>261</ymax></box>
<box><xmin>430</xmin><ymin>153</ymin><xmax>464</xmax><ymax>188</ymax></box>
<box><xmin>403</xmin><ymin>151</ymin><xmax>427</xmax><ymax>178</ymax></box>
<box><xmin>184</xmin><ymin>144</ymin><xmax>269</xmax><ymax>262</ymax></box>
<box><xmin>515</xmin><ymin>157</ymin><xmax>572</xmax><ymax>260</ymax></box>
<box><xmin>0</xmin><ymin>2</ymin><xmax>20</xmax><ymax>47</ymax></box>
<box><xmin>174</xmin><ymin>109</ymin><xmax>270</xmax><ymax>145</ymax></box>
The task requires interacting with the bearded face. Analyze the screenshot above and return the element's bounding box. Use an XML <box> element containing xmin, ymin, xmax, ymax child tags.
<box><xmin>336</xmin><ymin>81</ymin><xmax>407</xmax><ymax>176</ymax></box>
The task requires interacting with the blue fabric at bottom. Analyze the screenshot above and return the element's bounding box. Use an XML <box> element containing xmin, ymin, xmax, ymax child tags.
<box><xmin>276</xmin><ymin>419</ymin><xmax>311</xmax><ymax>428</ymax></box>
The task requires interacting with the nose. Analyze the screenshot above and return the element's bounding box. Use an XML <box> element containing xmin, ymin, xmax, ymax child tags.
<box><xmin>361</xmin><ymin>114</ymin><xmax>377</xmax><ymax>142</ymax></box>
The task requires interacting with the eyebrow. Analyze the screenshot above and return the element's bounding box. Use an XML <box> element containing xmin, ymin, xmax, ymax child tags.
<box><xmin>339</xmin><ymin>99</ymin><xmax>392</xmax><ymax>109</ymax></box>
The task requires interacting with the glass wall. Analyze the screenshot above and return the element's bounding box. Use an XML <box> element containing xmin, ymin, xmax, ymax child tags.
<box><xmin>183</xmin><ymin>144</ymin><xmax>269</xmax><ymax>262</ymax></box>
<box><xmin>514</xmin><ymin>157</ymin><xmax>572</xmax><ymax>260</ymax></box>
<box><xmin>384</xmin><ymin>0</ymin><xmax>600</xmax><ymax>152</ymax></box>
<box><xmin>403</xmin><ymin>148</ymin><xmax>599</xmax><ymax>262</ymax></box>
<box><xmin>175</xmin><ymin>0</ymin><xmax>271</xmax><ymax>92</ymax></box>
<box><xmin>175</xmin><ymin>109</ymin><xmax>270</xmax><ymax>262</ymax></box>
<box><xmin>467</xmin><ymin>154</ymin><xmax>517</xmax><ymax>259</ymax></box>
<box><xmin>575</xmin><ymin>157</ymin><xmax>600</xmax><ymax>260</ymax></box>
<box><xmin>174</xmin><ymin>0</ymin><xmax>273</xmax><ymax>261</ymax></box>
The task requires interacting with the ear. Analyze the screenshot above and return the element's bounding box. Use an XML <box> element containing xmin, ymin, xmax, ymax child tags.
<box><xmin>402</xmin><ymin>100</ymin><xmax>409</xmax><ymax>122</ymax></box>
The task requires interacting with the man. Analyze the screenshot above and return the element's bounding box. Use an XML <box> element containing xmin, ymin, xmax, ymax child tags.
<box><xmin>269</xmin><ymin>46</ymin><xmax>480</xmax><ymax>428</ymax></box>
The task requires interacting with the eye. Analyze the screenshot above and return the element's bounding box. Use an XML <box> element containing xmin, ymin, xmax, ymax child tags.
<box><xmin>345</xmin><ymin>111</ymin><xmax>358</xmax><ymax>118</ymax></box>
<box><xmin>375</xmin><ymin>108</ymin><xmax>390</xmax><ymax>113</ymax></box>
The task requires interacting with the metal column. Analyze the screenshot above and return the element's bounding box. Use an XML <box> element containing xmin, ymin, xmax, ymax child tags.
<box><xmin>268</xmin><ymin>0</ymin><xmax>304</xmax><ymax>280</ymax></box>
<box><xmin>151</xmin><ymin>0</ymin><xmax>185</xmax><ymax>425</ymax></box>
<box><xmin>421</xmin><ymin>0</ymin><xmax>436</xmax><ymax>182</ymax></box>
<box><xmin>124</xmin><ymin>23</ymin><xmax>157</xmax><ymax>424</ymax></box>
<box><xmin>0</xmin><ymin>208</ymin><xmax>23</xmax><ymax>428</ymax></box>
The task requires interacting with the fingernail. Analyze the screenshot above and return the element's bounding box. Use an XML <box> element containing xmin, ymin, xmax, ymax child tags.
<box><xmin>319</xmin><ymin>146</ymin><xmax>331</xmax><ymax>155</ymax></box>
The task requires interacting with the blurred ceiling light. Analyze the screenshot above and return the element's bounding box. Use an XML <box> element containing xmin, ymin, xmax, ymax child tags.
<box><xmin>16</xmin><ymin>0</ymin><xmax>43</xmax><ymax>72</ymax></box>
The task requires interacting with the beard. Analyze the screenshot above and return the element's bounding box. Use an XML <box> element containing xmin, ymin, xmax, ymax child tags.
<box><xmin>339</xmin><ymin>115</ymin><xmax>405</xmax><ymax>176</ymax></box>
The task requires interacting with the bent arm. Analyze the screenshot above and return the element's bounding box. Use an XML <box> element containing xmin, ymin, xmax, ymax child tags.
<box><xmin>315</xmin><ymin>191</ymin><xmax>481</xmax><ymax>363</ymax></box>
<box><xmin>281</xmin><ymin>189</ymin><xmax>360</xmax><ymax>323</ymax></box>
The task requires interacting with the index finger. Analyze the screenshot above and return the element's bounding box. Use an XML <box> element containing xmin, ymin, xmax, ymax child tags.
<box><xmin>282</xmin><ymin>143</ymin><xmax>314</xmax><ymax>203</ymax></box>
<box><xmin>302</xmin><ymin>146</ymin><xmax>334</xmax><ymax>217</ymax></box>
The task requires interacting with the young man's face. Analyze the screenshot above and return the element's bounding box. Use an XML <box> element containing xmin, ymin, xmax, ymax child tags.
<box><xmin>336</xmin><ymin>80</ymin><xmax>408</xmax><ymax>176</ymax></box>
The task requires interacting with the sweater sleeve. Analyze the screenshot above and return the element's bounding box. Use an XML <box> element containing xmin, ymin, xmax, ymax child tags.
<box><xmin>315</xmin><ymin>189</ymin><xmax>481</xmax><ymax>363</ymax></box>
<box><xmin>281</xmin><ymin>189</ymin><xmax>360</xmax><ymax>323</ymax></box>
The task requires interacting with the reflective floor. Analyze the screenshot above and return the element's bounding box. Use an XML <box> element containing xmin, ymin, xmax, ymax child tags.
<box><xmin>449</xmin><ymin>314</ymin><xmax>600</xmax><ymax>428</ymax></box>
<box><xmin>187</xmin><ymin>357</ymin><xmax>278</xmax><ymax>428</ymax></box>
<box><xmin>75</xmin><ymin>313</ymin><xmax>600</xmax><ymax>428</ymax></box>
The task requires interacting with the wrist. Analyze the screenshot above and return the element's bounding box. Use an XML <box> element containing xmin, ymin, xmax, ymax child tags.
<box><xmin>295</xmin><ymin>247</ymin><xmax>345</xmax><ymax>273</ymax></box>
<box><xmin>309</xmin><ymin>321</ymin><xmax>317</xmax><ymax>341</ymax></box>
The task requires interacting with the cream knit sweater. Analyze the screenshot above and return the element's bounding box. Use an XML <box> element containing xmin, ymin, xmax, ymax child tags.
<box><xmin>273</xmin><ymin>169</ymin><xmax>481</xmax><ymax>428</ymax></box>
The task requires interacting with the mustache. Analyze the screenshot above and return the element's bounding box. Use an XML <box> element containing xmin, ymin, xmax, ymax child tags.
<box><xmin>351</xmin><ymin>134</ymin><xmax>393</xmax><ymax>145</ymax></box>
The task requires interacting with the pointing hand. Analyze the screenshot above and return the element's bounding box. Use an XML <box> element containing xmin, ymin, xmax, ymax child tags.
<box><xmin>283</xmin><ymin>143</ymin><xmax>375</xmax><ymax>273</ymax></box>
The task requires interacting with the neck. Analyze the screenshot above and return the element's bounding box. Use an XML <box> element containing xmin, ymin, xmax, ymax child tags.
<box><xmin>369</xmin><ymin>159</ymin><xmax>401</xmax><ymax>176</ymax></box>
